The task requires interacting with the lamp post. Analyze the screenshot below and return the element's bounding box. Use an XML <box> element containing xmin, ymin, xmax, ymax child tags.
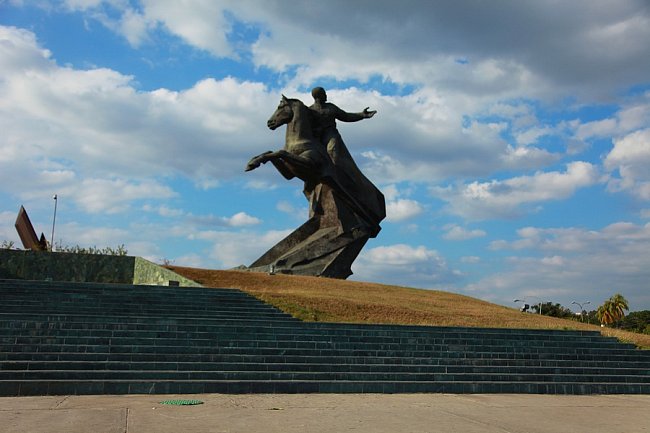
<box><xmin>514</xmin><ymin>297</ymin><xmax>543</xmax><ymax>314</ymax></box>
<box><xmin>514</xmin><ymin>299</ymin><xmax>528</xmax><ymax>312</ymax></box>
<box><xmin>51</xmin><ymin>194</ymin><xmax>58</xmax><ymax>252</ymax></box>
<box><xmin>571</xmin><ymin>300</ymin><xmax>590</xmax><ymax>322</ymax></box>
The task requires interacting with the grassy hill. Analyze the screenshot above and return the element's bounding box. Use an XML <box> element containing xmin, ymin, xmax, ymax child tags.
<box><xmin>168</xmin><ymin>266</ymin><xmax>650</xmax><ymax>349</ymax></box>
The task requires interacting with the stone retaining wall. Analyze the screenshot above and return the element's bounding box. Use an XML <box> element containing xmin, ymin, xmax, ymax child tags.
<box><xmin>0</xmin><ymin>249</ymin><xmax>200</xmax><ymax>287</ymax></box>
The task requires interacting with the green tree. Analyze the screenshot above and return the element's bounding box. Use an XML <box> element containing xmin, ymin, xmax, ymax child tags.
<box><xmin>613</xmin><ymin>310</ymin><xmax>650</xmax><ymax>333</ymax></box>
<box><xmin>531</xmin><ymin>302</ymin><xmax>574</xmax><ymax>319</ymax></box>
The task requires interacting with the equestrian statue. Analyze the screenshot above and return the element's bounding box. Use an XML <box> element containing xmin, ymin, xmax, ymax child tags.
<box><xmin>245</xmin><ymin>87</ymin><xmax>385</xmax><ymax>278</ymax></box>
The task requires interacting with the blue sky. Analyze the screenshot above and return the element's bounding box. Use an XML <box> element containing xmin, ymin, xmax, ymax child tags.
<box><xmin>1</xmin><ymin>1</ymin><xmax>650</xmax><ymax>311</ymax></box>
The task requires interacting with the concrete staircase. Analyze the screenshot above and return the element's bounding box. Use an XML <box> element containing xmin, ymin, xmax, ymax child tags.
<box><xmin>1</xmin><ymin>279</ymin><xmax>649</xmax><ymax>395</ymax></box>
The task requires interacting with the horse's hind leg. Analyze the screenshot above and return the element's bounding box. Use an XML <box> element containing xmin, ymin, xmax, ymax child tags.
<box><xmin>274</xmin><ymin>150</ymin><xmax>326</xmax><ymax>179</ymax></box>
<box><xmin>269</xmin><ymin>159</ymin><xmax>296</xmax><ymax>180</ymax></box>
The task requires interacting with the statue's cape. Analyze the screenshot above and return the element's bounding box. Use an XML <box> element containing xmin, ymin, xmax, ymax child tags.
<box><xmin>321</xmin><ymin>129</ymin><xmax>386</xmax><ymax>227</ymax></box>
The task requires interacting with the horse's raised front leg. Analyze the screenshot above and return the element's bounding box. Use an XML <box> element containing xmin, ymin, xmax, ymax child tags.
<box><xmin>245</xmin><ymin>150</ymin><xmax>274</xmax><ymax>172</ymax></box>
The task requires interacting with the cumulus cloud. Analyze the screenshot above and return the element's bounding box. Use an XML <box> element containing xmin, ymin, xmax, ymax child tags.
<box><xmin>604</xmin><ymin>128</ymin><xmax>650</xmax><ymax>200</ymax></box>
<box><xmin>431</xmin><ymin>162</ymin><xmax>601</xmax><ymax>220</ymax></box>
<box><xmin>576</xmin><ymin>94</ymin><xmax>650</xmax><ymax>141</ymax></box>
<box><xmin>466</xmin><ymin>222</ymin><xmax>650</xmax><ymax>309</ymax></box>
<box><xmin>385</xmin><ymin>199</ymin><xmax>423</xmax><ymax>222</ymax></box>
<box><xmin>69</xmin><ymin>1</ymin><xmax>650</xmax><ymax>101</ymax></box>
<box><xmin>0</xmin><ymin>25</ymin><xmax>280</xmax><ymax>214</ymax></box>
<box><xmin>351</xmin><ymin>244</ymin><xmax>460</xmax><ymax>288</ymax></box>
<box><xmin>442</xmin><ymin>224</ymin><xmax>486</xmax><ymax>241</ymax></box>
<box><xmin>460</xmin><ymin>256</ymin><xmax>481</xmax><ymax>264</ymax></box>
<box><xmin>193</xmin><ymin>228</ymin><xmax>291</xmax><ymax>268</ymax></box>
<box><xmin>19</xmin><ymin>2</ymin><xmax>644</xmax><ymax>186</ymax></box>
<box><xmin>186</xmin><ymin>212</ymin><xmax>261</xmax><ymax>228</ymax></box>
<box><xmin>0</xmin><ymin>22</ymin><xmax>585</xmax><ymax>205</ymax></box>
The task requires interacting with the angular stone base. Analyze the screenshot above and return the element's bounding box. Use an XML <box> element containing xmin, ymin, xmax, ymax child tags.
<box><xmin>246</xmin><ymin>183</ymin><xmax>377</xmax><ymax>279</ymax></box>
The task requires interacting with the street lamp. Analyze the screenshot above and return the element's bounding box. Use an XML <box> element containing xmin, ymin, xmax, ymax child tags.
<box><xmin>514</xmin><ymin>297</ymin><xmax>543</xmax><ymax>314</ymax></box>
<box><xmin>50</xmin><ymin>194</ymin><xmax>58</xmax><ymax>252</ymax></box>
<box><xmin>514</xmin><ymin>299</ymin><xmax>529</xmax><ymax>312</ymax></box>
<box><xmin>571</xmin><ymin>300</ymin><xmax>590</xmax><ymax>322</ymax></box>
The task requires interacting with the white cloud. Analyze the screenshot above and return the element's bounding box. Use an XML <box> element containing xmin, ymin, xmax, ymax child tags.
<box><xmin>53</xmin><ymin>222</ymin><xmax>130</xmax><ymax>250</ymax></box>
<box><xmin>72</xmin><ymin>178</ymin><xmax>176</xmax><ymax>214</ymax></box>
<box><xmin>141</xmin><ymin>0</ymin><xmax>236</xmax><ymax>57</ymax></box>
<box><xmin>145</xmin><ymin>205</ymin><xmax>185</xmax><ymax>218</ymax></box>
<box><xmin>0</xmin><ymin>23</ymin><xmax>581</xmax><ymax>205</ymax></box>
<box><xmin>604</xmin><ymin>128</ymin><xmax>650</xmax><ymax>200</ymax></box>
<box><xmin>381</xmin><ymin>184</ymin><xmax>424</xmax><ymax>223</ymax></box>
<box><xmin>465</xmin><ymin>222</ymin><xmax>650</xmax><ymax>309</ymax></box>
<box><xmin>514</xmin><ymin>126</ymin><xmax>553</xmax><ymax>146</ymax></box>
<box><xmin>500</xmin><ymin>145</ymin><xmax>559</xmax><ymax>170</ymax></box>
<box><xmin>117</xmin><ymin>7</ymin><xmax>150</xmax><ymax>47</ymax></box>
<box><xmin>85</xmin><ymin>1</ymin><xmax>650</xmax><ymax>102</ymax></box>
<box><xmin>460</xmin><ymin>256</ymin><xmax>481</xmax><ymax>264</ymax></box>
<box><xmin>195</xmin><ymin>229</ymin><xmax>291</xmax><ymax>268</ymax></box>
<box><xmin>351</xmin><ymin>244</ymin><xmax>460</xmax><ymax>288</ymax></box>
<box><xmin>443</xmin><ymin>224</ymin><xmax>486</xmax><ymax>241</ymax></box>
<box><xmin>187</xmin><ymin>212</ymin><xmax>261</xmax><ymax>228</ymax></box>
<box><xmin>576</xmin><ymin>96</ymin><xmax>650</xmax><ymax>141</ymax></box>
<box><xmin>0</xmin><ymin>25</ymin><xmax>282</xmax><ymax>215</ymax></box>
<box><xmin>171</xmin><ymin>253</ymin><xmax>209</xmax><ymax>269</ymax></box>
<box><xmin>431</xmin><ymin>162</ymin><xmax>600</xmax><ymax>220</ymax></box>
<box><xmin>227</xmin><ymin>212</ymin><xmax>261</xmax><ymax>227</ymax></box>
<box><xmin>275</xmin><ymin>200</ymin><xmax>308</xmax><ymax>220</ymax></box>
<box><xmin>385</xmin><ymin>199</ymin><xmax>423</xmax><ymax>222</ymax></box>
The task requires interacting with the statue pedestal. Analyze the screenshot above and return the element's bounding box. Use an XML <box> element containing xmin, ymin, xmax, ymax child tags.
<box><xmin>246</xmin><ymin>184</ymin><xmax>376</xmax><ymax>279</ymax></box>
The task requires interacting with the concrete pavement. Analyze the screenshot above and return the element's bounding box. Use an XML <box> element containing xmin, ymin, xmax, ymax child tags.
<box><xmin>1</xmin><ymin>393</ymin><xmax>649</xmax><ymax>433</ymax></box>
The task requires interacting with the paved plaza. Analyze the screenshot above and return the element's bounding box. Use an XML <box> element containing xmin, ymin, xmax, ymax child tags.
<box><xmin>1</xmin><ymin>393</ymin><xmax>649</xmax><ymax>433</ymax></box>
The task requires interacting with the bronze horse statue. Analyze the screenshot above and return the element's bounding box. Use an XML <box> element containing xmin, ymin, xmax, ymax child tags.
<box><xmin>247</xmin><ymin>95</ymin><xmax>331</xmax><ymax>186</ymax></box>
<box><xmin>245</xmin><ymin>95</ymin><xmax>385</xmax><ymax>278</ymax></box>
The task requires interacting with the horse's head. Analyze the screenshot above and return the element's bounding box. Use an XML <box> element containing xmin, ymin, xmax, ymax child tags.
<box><xmin>267</xmin><ymin>95</ymin><xmax>294</xmax><ymax>130</ymax></box>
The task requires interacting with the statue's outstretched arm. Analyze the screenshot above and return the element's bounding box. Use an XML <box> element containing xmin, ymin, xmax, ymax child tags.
<box><xmin>335</xmin><ymin>104</ymin><xmax>377</xmax><ymax>123</ymax></box>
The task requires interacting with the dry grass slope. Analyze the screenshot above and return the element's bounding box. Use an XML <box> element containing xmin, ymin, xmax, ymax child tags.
<box><xmin>168</xmin><ymin>266</ymin><xmax>650</xmax><ymax>349</ymax></box>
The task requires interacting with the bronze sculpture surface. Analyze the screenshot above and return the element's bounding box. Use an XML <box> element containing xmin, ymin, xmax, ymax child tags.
<box><xmin>245</xmin><ymin>88</ymin><xmax>385</xmax><ymax>278</ymax></box>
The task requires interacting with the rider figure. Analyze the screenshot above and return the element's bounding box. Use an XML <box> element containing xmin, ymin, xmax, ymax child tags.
<box><xmin>308</xmin><ymin>87</ymin><xmax>384</xmax><ymax>228</ymax></box>
<box><xmin>309</xmin><ymin>87</ymin><xmax>376</xmax><ymax>165</ymax></box>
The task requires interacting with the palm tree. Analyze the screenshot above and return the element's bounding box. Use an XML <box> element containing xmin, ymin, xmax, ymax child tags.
<box><xmin>609</xmin><ymin>293</ymin><xmax>629</xmax><ymax>321</ymax></box>
<box><xmin>597</xmin><ymin>294</ymin><xmax>629</xmax><ymax>326</ymax></box>
<box><xmin>597</xmin><ymin>301</ymin><xmax>615</xmax><ymax>326</ymax></box>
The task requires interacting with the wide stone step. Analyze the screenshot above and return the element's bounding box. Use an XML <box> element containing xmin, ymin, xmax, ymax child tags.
<box><xmin>4</xmin><ymin>369</ymin><xmax>650</xmax><ymax>385</ymax></box>
<box><xmin>2</xmin><ymin>379</ymin><xmax>649</xmax><ymax>396</ymax></box>
<box><xmin>0</xmin><ymin>307</ymin><xmax>291</xmax><ymax>320</ymax></box>
<box><xmin>0</xmin><ymin>313</ymin><xmax>300</xmax><ymax>327</ymax></box>
<box><xmin>2</xmin><ymin>279</ymin><xmax>648</xmax><ymax>395</ymax></box>
<box><xmin>0</xmin><ymin>315</ymin><xmax>612</xmax><ymax>342</ymax></box>
<box><xmin>0</xmin><ymin>297</ymin><xmax>274</xmax><ymax>308</ymax></box>
<box><xmin>0</xmin><ymin>326</ymin><xmax>629</xmax><ymax>345</ymax></box>
<box><xmin>0</xmin><ymin>336</ymin><xmax>635</xmax><ymax>353</ymax></box>
<box><xmin>0</xmin><ymin>280</ymin><xmax>237</xmax><ymax>294</ymax></box>
<box><xmin>0</xmin><ymin>297</ymin><xmax>288</xmax><ymax>309</ymax></box>
<box><xmin>3</xmin><ymin>351</ymin><xmax>649</xmax><ymax>368</ymax></box>
<box><xmin>0</xmin><ymin>329</ymin><xmax>627</xmax><ymax>350</ymax></box>
<box><xmin>2</xmin><ymin>360</ymin><xmax>648</xmax><ymax>377</ymax></box>
<box><xmin>2</xmin><ymin>343</ymin><xmax>645</xmax><ymax>361</ymax></box>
